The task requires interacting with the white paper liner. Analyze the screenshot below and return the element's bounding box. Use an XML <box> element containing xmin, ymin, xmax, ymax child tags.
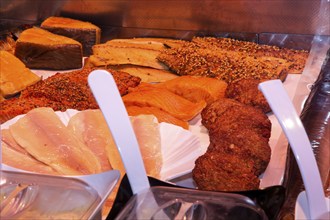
<box><xmin>160</xmin><ymin>122</ymin><xmax>202</xmax><ymax>180</ymax></box>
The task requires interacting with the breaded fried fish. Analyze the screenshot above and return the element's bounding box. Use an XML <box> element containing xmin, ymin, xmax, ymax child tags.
<box><xmin>192</xmin><ymin>148</ymin><xmax>260</xmax><ymax>192</ymax></box>
<box><xmin>225</xmin><ymin>78</ymin><xmax>271</xmax><ymax>113</ymax></box>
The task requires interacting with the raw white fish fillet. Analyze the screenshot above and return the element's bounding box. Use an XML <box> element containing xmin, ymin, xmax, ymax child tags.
<box><xmin>1</xmin><ymin>129</ymin><xmax>28</xmax><ymax>155</ymax></box>
<box><xmin>67</xmin><ymin>109</ymin><xmax>113</xmax><ymax>172</ymax></box>
<box><xmin>8</xmin><ymin>107</ymin><xmax>102</xmax><ymax>175</ymax></box>
<box><xmin>67</xmin><ymin>110</ymin><xmax>162</xmax><ymax>178</ymax></box>
<box><xmin>2</xmin><ymin>141</ymin><xmax>59</xmax><ymax>175</ymax></box>
<box><xmin>130</xmin><ymin>115</ymin><xmax>162</xmax><ymax>178</ymax></box>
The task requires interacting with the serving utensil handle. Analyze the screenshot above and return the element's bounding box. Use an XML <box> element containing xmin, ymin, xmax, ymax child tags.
<box><xmin>88</xmin><ymin>70</ymin><xmax>150</xmax><ymax>194</ymax></box>
<box><xmin>259</xmin><ymin>79</ymin><xmax>328</xmax><ymax>220</ymax></box>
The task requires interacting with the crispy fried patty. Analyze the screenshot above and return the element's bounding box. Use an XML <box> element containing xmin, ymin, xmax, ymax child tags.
<box><xmin>209</xmin><ymin>128</ymin><xmax>271</xmax><ymax>175</ymax></box>
<box><xmin>194</xmin><ymin>97</ymin><xmax>272</xmax><ymax>192</ymax></box>
<box><xmin>201</xmin><ymin>98</ymin><xmax>271</xmax><ymax>138</ymax></box>
<box><xmin>192</xmin><ymin>148</ymin><xmax>260</xmax><ymax>191</ymax></box>
<box><xmin>225</xmin><ymin>78</ymin><xmax>271</xmax><ymax>113</ymax></box>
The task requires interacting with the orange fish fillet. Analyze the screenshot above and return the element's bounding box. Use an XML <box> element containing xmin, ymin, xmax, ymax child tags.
<box><xmin>126</xmin><ymin>106</ymin><xmax>189</xmax><ymax>130</ymax></box>
<box><xmin>123</xmin><ymin>87</ymin><xmax>206</xmax><ymax>121</ymax></box>
<box><xmin>158</xmin><ymin>76</ymin><xmax>228</xmax><ymax>104</ymax></box>
<box><xmin>8</xmin><ymin>107</ymin><xmax>102</xmax><ymax>175</ymax></box>
<box><xmin>67</xmin><ymin>110</ymin><xmax>114</xmax><ymax>172</ymax></box>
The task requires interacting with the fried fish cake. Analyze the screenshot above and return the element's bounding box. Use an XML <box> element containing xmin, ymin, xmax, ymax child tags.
<box><xmin>192</xmin><ymin>148</ymin><xmax>260</xmax><ymax>192</ymax></box>
<box><xmin>213</xmin><ymin>105</ymin><xmax>271</xmax><ymax>139</ymax></box>
<box><xmin>209</xmin><ymin>128</ymin><xmax>271</xmax><ymax>175</ymax></box>
<box><xmin>225</xmin><ymin>78</ymin><xmax>271</xmax><ymax>113</ymax></box>
<box><xmin>201</xmin><ymin>98</ymin><xmax>271</xmax><ymax>139</ymax></box>
<box><xmin>201</xmin><ymin>98</ymin><xmax>241</xmax><ymax>130</ymax></box>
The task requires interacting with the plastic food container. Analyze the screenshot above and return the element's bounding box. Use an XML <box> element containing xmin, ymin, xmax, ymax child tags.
<box><xmin>0</xmin><ymin>169</ymin><xmax>119</xmax><ymax>220</ymax></box>
<box><xmin>115</xmin><ymin>186</ymin><xmax>268</xmax><ymax>220</ymax></box>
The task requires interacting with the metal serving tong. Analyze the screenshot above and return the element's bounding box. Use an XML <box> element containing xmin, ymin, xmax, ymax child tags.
<box><xmin>259</xmin><ymin>79</ymin><xmax>329</xmax><ymax>220</ymax></box>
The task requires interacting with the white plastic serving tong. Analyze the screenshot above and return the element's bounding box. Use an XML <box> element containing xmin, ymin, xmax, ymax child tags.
<box><xmin>88</xmin><ymin>70</ymin><xmax>150</xmax><ymax>195</ymax></box>
<box><xmin>259</xmin><ymin>79</ymin><xmax>329</xmax><ymax>220</ymax></box>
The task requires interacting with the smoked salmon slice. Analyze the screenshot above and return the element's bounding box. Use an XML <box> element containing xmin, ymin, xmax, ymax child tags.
<box><xmin>123</xmin><ymin>87</ymin><xmax>206</xmax><ymax>121</ymax></box>
<box><xmin>126</xmin><ymin>106</ymin><xmax>189</xmax><ymax>130</ymax></box>
<box><xmin>157</xmin><ymin>75</ymin><xmax>228</xmax><ymax>104</ymax></box>
<box><xmin>8</xmin><ymin>107</ymin><xmax>102</xmax><ymax>175</ymax></box>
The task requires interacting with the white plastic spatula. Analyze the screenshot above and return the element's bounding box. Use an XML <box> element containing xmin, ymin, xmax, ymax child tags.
<box><xmin>88</xmin><ymin>70</ymin><xmax>150</xmax><ymax>194</ymax></box>
<box><xmin>258</xmin><ymin>79</ymin><xmax>329</xmax><ymax>220</ymax></box>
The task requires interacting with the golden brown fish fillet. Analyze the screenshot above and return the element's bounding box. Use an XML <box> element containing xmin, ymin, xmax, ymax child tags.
<box><xmin>123</xmin><ymin>87</ymin><xmax>206</xmax><ymax>121</ymax></box>
<box><xmin>0</xmin><ymin>50</ymin><xmax>41</xmax><ymax>98</ymax></box>
<box><xmin>90</xmin><ymin>44</ymin><xmax>168</xmax><ymax>69</ymax></box>
<box><xmin>192</xmin><ymin>37</ymin><xmax>308</xmax><ymax>74</ymax></box>
<box><xmin>9</xmin><ymin>107</ymin><xmax>102</xmax><ymax>175</ymax></box>
<box><xmin>109</xmin><ymin>64</ymin><xmax>178</xmax><ymax>83</ymax></box>
<box><xmin>107</xmin><ymin>37</ymin><xmax>186</xmax><ymax>49</ymax></box>
<box><xmin>126</xmin><ymin>106</ymin><xmax>189</xmax><ymax>130</ymax></box>
<box><xmin>157</xmin><ymin>40</ymin><xmax>290</xmax><ymax>83</ymax></box>
<box><xmin>105</xmin><ymin>38</ymin><xmax>168</xmax><ymax>51</ymax></box>
<box><xmin>157</xmin><ymin>75</ymin><xmax>227</xmax><ymax>104</ymax></box>
<box><xmin>67</xmin><ymin>110</ymin><xmax>113</xmax><ymax>172</ymax></box>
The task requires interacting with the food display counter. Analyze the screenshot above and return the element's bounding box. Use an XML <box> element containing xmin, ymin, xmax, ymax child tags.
<box><xmin>1</xmin><ymin>0</ymin><xmax>329</xmax><ymax>219</ymax></box>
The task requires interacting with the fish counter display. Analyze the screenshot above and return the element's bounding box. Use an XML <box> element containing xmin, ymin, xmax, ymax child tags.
<box><xmin>0</xmin><ymin>12</ymin><xmax>329</xmax><ymax>220</ymax></box>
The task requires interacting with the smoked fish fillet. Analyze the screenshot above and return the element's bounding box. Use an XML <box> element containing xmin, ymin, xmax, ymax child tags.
<box><xmin>123</xmin><ymin>87</ymin><xmax>206</xmax><ymax>121</ymax></box>
<box><xmin>14</xmin><ymin>27</ymin><xmax>83</xmax><ymax>70</ymax></box>
<box><xmin>126</xmin><ymin>106</ymin><xmax>189</xmax><ymax>130</ymax></box>
<box><xmin>90</xmin><ymin>44</ymin><xmax>167</xmax><ymax>69</ymax></box>
<box><xmin>157</xmin><ymin>75</ymin><xmax>228</xmax><ymax>104</ymax></box>
<box><xmin>108</xmin><ymin>64</ymin><xmax>178</xmax><ymax>83</ymax></box>
<box><xmin>2</xmin><ymin>142</ymin><xmax>59</xmax><ymax>175</ymax></box>
<box><xmin>41</xmin><ymin>16</ymin><xmax>101</xmax><ymax>56</ymax></box>
<box><xmin>0</xmin><ymin>50</ymin><xmax>41</xmax><ymax>98</ymax></box>
<box><xmin>9</xmin><ymin>107</ymin><xmax>102</xmax><ymax>175</ymax></box>
<box><xmin>157</xmin><ymin>40</ymin><xmax>290</xmax><ymax>83</ymax></box>
<box><xmin>67</xmin><ymin>110</ymin><xmax>114</xmax><ymax>172</ymax></box>
<box><xmin>191</xmin><ymin>37</ymin><xmax>308</xmax><ymax>74</ymax></box>
<box><xmin>106</xmin><ymin>38</ymin><xmax>186</xmax><ymax>49</ymax></box>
